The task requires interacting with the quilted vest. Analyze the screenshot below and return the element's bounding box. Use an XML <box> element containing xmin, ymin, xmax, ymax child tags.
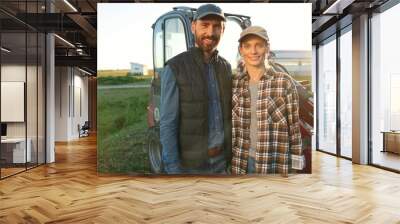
<box><xmin>167</xmin><ymin>47</ymin><xmax>232</xmax><ymax>168</ymax></box>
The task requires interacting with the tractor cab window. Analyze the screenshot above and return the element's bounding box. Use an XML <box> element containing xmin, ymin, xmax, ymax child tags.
<box><xmin>165</xmin><ymin>18</ymin><xmax>187</xmax><ymax>61</ymax></box>
<box><xmin>217</xmin><ymin>19</ymin><xmax>243</xmax><ymax>74</ymax></box>
<box><xmin>153</xmin><ymin>20</ymin><xmax>164</xmax><ymax>73</ymax></box>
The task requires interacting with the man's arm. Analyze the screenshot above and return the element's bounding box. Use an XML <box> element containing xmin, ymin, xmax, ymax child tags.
<box><xmin>160</xmin><ymin>65</ymin><xmax>182</xmax><ymax>173</ymax></box>
<box><xmin>285</xmin><ymin>79</ymin><xmax>304</xmax><ymax>170</ymax></box>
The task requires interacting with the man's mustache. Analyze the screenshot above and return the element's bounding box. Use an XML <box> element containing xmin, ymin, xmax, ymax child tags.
<box><xmin>201</xmin><ymin>36</ymin><xmax>218</xmax><ymax>41</ymax></box>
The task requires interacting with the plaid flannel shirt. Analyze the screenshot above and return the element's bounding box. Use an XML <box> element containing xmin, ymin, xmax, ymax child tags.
<box><xmin>231</xmin><ymin>66</ymin><xmax>303</xmax><ymax>176</ymax></box>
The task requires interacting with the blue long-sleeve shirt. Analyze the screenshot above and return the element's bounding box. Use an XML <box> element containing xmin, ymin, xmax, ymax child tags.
<box><xmin>160</xmin><ymin>65</ymin><xmax>182</xmax><ymax>173</ymax></box>
<box><xmin>160</xmin><ymin>63</ymin><xmax>225</xmax><ymax>174</ymax></box>
<box><xmin>205</xmin><ymin>63</ymin><xmax>224</xmax><ymax>149</ymax></box>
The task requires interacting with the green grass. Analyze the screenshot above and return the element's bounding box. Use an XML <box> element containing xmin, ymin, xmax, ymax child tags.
<box><xmin>97</xmin><ymin>75</ymin><xmax>152</xmax><ymax>86</ymax></box>
<box><xmin>97</xmin><ymin>87</ymin><xmax>151</xmax><ymax>173</ymax></box>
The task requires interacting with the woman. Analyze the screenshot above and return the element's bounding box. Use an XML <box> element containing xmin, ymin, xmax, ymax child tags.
<box><xmin>231</xmin><ymin>26</ymin><xmax>304</xmax><ymax>176</ymax></box>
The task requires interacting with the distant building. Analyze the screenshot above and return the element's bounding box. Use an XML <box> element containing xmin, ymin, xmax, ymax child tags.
<box><xmin>270</xmin><ymin>50</ymin><xmax>312</xmax><ymax>78</ymax></box>
<box><xmin>130</xmin><ymin>62</ymin><xmax>148</xmax><ymax>76</ymax></box>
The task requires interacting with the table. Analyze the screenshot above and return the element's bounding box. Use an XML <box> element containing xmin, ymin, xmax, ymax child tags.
<box><xmin>381</xmin><ymin>131</ymin><xmax>400</xmax><ymax>154</ymax></box>
<box><xmin>1</xmin><ymin>138</ymin><xmax>31</xmax><ymax>163</ymax></box>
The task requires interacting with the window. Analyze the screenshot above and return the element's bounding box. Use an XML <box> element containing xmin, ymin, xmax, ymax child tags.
<box><xmin>317</xmin><ymin>36</ymin><xmax>337</xmax><ymax>155</ymax></box>
<box><xmin>153</xmin><ymin>21</ymin><xmax>164</xmax><ymax>70</ymax></box>
<box><xmin>339</xmin><ymin>28</ymin><xmax>352</xmax><ymax>158</ymax></box>
<box><xmin>165</xmin><ymin>18</ymin><xmax>187</xmax><ymax>62</ymax></box>
<box><xmin>371</xmin><ymin>3</ymin><xmax>400</xmax><ymax>171</ymax></box>
<box><xmin>1</xmin><ymin>31</ymin><xmax>29</xmax><ymax>178</ymax></box>
<box><xmin>0</xmin><ymin>1</ymin><xmax>46</xmax><ymax>179</ymax></box>
<box><xmin>390</xmin><ymin>75</ymin><xmax>400</xmax><ymax>130</ymax></box>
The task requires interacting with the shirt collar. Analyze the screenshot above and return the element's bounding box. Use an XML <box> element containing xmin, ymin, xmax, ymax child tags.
<box><xmin>236</xmin><ymin>63</ymin><xmax>274</xmax><ymax>81</ymax></box>
<box><xmin>190</xmin><ymin>47</ymin><xmax>219</xmax><ymax>65</ymax></box>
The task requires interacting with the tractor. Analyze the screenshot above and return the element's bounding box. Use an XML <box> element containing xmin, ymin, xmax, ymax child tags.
<box><xmin>145</xmin><ymin>6</ymin><xmax>313</xmax><ymax>174</ymax></box>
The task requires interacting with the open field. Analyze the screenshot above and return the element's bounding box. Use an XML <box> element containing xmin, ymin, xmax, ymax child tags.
<box><xmin>98</xmin><ymin>69</ymin><xmax>130</xmax><ymax>77</ymax></box>
<box><xmin>97</xmin><ymin>75</ymin><xmax>152</xmax><ymax>86</ymax></box>
<box><xmin>98</xmin><ymin>69</ymin><xmax>154</xmax><ymax>77</ymax></box>
<box><xmin>97</xmin><ymin>87</ymin><xmax>151</xmax><ymax>173</ymax></box>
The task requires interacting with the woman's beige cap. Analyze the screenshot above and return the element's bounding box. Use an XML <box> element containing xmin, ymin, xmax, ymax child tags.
<box><xmin>238</xmin><ymin>26</ymin><xmax>269</xmax><ymax>43</ymax></box>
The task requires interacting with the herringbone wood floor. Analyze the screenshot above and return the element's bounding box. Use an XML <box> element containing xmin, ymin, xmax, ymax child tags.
<box><xmin>1</xmin><ymin>135</ymin><xmax>400</xmax><ymax>224</ymax></box>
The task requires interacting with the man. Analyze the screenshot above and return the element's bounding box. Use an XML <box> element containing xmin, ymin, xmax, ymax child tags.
<box><xmin>232</xmin><ymin>26</ymin><xmax>304</xmax><ymax>176</ymax></box>
<box><xmin>160</xmin><ymin>4</ymin><xmax>232</xmax><ymax>174</ymax></box>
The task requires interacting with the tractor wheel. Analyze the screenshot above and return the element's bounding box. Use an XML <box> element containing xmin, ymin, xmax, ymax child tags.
<box><xmin>146</xmin><ymin>127</ymin><xmax>163</xmax><ymax>173</ymax></box>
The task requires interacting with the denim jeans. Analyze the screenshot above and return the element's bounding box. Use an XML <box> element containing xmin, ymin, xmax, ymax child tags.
<box><xmin>247</xmin><ymin>156</ymin><xmax>256</xmax><ymax>174</ymax></box>
<box><xmin>184</xmin><ymin>153</ymin><xmax>226</xmax><ymax>174</ymax></box>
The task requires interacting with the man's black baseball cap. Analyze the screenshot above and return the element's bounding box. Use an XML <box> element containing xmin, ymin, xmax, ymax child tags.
<box><xmin>194</xmin><ymin>4</ymin><xmax>226</xmax><ymax>21</ymax></box>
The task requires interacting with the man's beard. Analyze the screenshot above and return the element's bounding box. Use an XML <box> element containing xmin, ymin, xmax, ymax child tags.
<box><xmin>195</xmin><ymin>32</ymin><xmax>220</xmax><ymax>53</ymax></box>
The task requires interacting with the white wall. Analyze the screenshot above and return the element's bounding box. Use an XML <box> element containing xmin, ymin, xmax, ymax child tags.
<box><xmin>1</xmin><ymin>65</ymin><xmax>26</xmax><ymax>128</ymax></box>
<box><xmin>1</xmin><ymin>65</ymin><xmax>28</xmax><ymax>138</ymax></box>
<box><xmin>55</xmin><ymin>67</ymin><xmax>89</xmax><ymax>141</ymax></box>
<box><xmin>1</xmin><ymin>65</ymin><xmax>26</xmax><ymax>81</ymax></box>
<box><xmin>55</xmin><ymin>66</ymin><xmax>69</xmax><ymax>141</ymax></box>
<box><xmin>71</xmin><ymin>72</ymin><xmax>89</xmax><ymax>138</ymax></box>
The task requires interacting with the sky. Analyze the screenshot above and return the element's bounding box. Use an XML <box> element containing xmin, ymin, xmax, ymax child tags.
<box><xmin>98</xmin><ymin>3</ymin><xmax>311</xmax><ymax>70</ymax></box>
